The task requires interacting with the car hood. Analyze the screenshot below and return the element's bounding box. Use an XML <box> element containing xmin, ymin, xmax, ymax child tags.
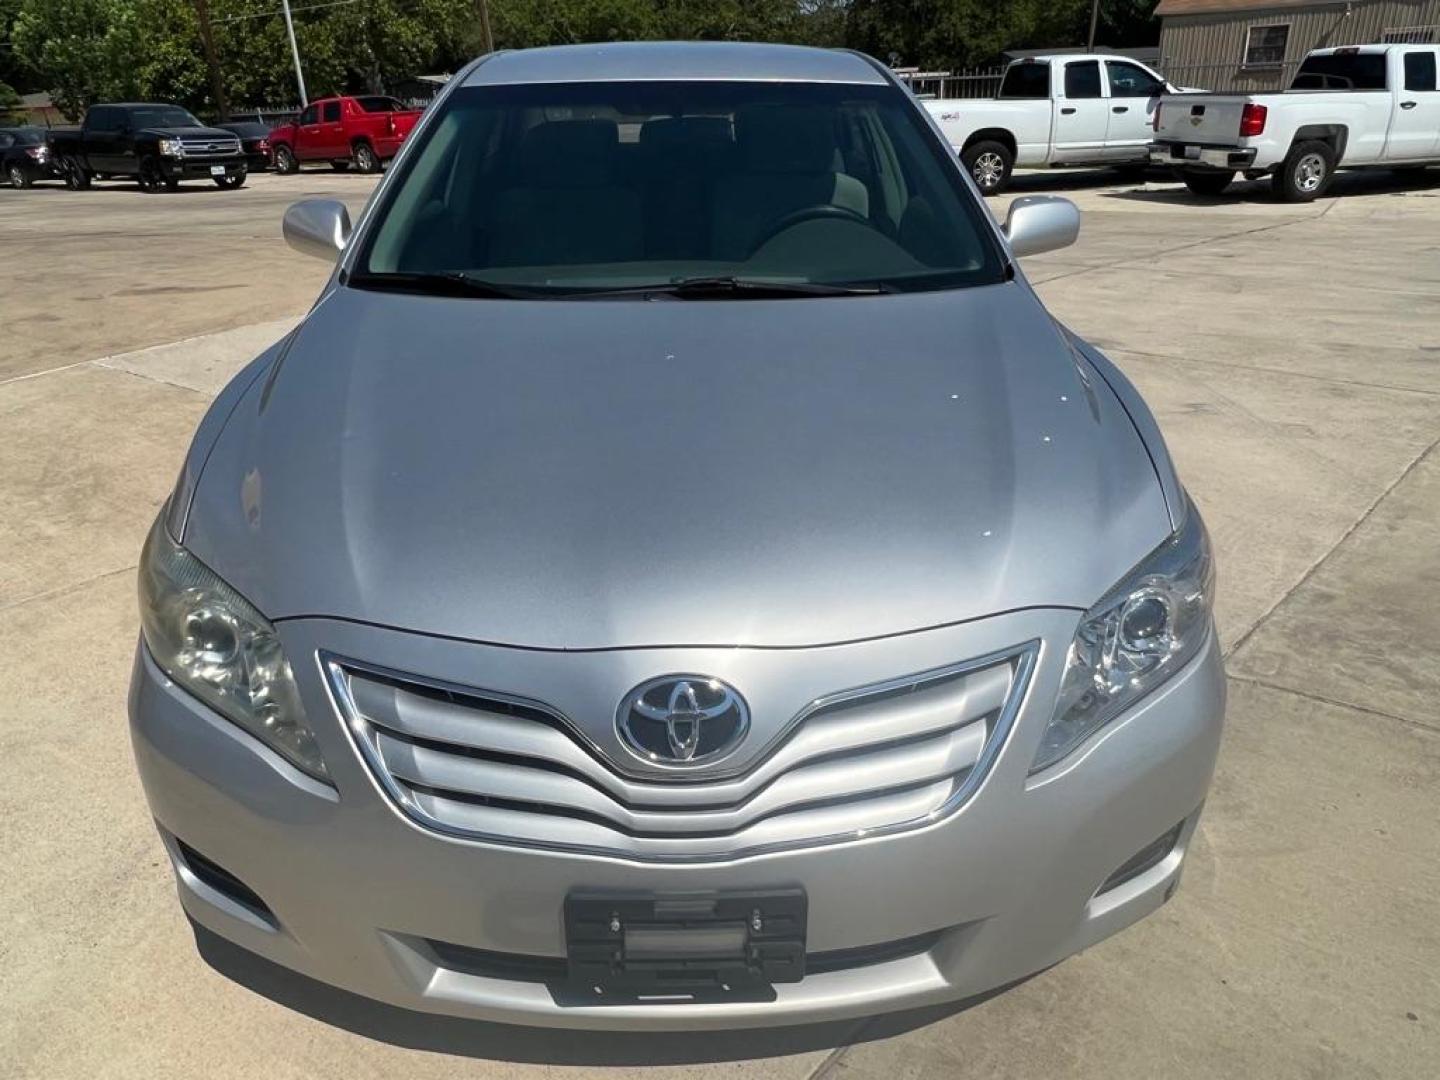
<box><xmin>139</xmin><ymin>125</ymin><xmax>237</xmax><ymax>140</ymax></box>
<box><xmin>184</xmin><ymin>283</ymin><xmax>1171</xmax><ymax>649</ymax></box>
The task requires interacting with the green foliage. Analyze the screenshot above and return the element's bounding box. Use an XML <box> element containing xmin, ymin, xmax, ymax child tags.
<box><xmin>0</xmin><ymin>77</ymin><xmax>23</xmax><ymax>122</ymax></box>
<box><xmin>5</xmin><ymin>0</ymin><xmax>1160</xmax><ymax>116</ymax></box>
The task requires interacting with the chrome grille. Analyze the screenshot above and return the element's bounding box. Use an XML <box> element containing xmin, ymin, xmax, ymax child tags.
<box><xmin>327</xmin><ymin>644</ymin><xmax>1036</xmax><ymax>863</ymax></box>
<box><xmin>180</xmin><ymin>138</ymin><xmax>241</xmax><ymax>155</ymax></box>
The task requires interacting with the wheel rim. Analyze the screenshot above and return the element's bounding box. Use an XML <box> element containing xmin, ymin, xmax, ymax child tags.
<box><xmin>139</xmin><ymin>160</ymin><xmax>157</xmax><ymax>190</ymax></box>
<box><xmin>973</xmin><ymin>151</ymin><xmax>1004</xmax><ymax>190</ymax></box>
<box><xmin>9</xmin><ymin>165</ymin><xmax>22</xmax><ymax>188</ymax></box>
<box><xmin>357</xmin><ymin>146</ymin><xmax>375</xmax><ymax>170</ymax></box>
<box><xmin>1296</xmin><ymin>152</ymin><xmax>1326</xmax><ymax>193</ymax></box>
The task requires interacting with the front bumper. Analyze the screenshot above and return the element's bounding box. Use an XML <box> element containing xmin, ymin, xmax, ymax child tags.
<box><xmin>159</xmin><ymin>155</ymin><xmax>246</xmax><ymax>180</ymax></box>
<box><xmin>129</xmin><ymin>609</ymin><xmax>1225</xmax><ymax>1030</ymax></box>
<box><xmin>1149</xmin><ymin>141</ymin><xmax>1257</xmax><ymax>171</ymax></box>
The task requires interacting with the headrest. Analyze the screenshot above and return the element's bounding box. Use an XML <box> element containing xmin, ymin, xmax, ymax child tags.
<box><xmin>515</xmin><ymin>119</ymin><xmax>620</xmax><ymax>186</ymax></box>
<box><xmin>734</xmin><ymin>105</ymin><xmax>836</xmax><ymax>174</ymax></box>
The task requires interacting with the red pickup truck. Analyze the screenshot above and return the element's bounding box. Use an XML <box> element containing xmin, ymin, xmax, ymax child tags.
<box><xmin>269</xmin><ymin>95</ymin><xmax>421</xmax><ymax>174</ymax></box>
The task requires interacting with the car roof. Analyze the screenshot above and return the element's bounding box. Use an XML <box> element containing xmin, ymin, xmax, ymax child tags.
<box><xmin>1305</xmin><ymin>45</ymin><xmax>1391</xmax><ymax>57</ymax></box>
<box><xmin>461</xmin><ymin>41</ymin><xmax>889</xmax><ymax>87</ymax></box>
<box><xmin>1018</xmin><ymin>53</ymin><xmax>1143</xmax><ymax>64</ymax></box>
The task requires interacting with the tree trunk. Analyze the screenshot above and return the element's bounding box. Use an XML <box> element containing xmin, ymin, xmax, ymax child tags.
<box><xmin>192</xmin><ymin>0</ymin><xmax>229</xmax><ymax>121</ymax></box>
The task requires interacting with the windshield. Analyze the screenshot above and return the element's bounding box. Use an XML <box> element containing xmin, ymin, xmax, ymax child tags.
<box><xmin>357</xmin><ymin>80</ymin><xmax>1005</xmax><ymax>296</ymax></box>
<box><xmin>131</xmin><ymin>106</ymin><xmax>205</xmax><ymax>129</ymax></box>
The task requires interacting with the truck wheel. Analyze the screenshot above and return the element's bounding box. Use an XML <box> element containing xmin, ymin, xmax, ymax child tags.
<box><xmin>1273</xmin><ymin>140</ymin><xmax>1334</xmax><ymax>203</ymax></box>
<box><xmin>1179</xmin><ymin>169</ymin><xmax>1235</xmax><ymax>197</ymax></box>
<box><xmin>8</xmin><ymin>163</ymin><xmax>30</xmax><ymax>189</ymax></box>
<box><xmin>63</xmin><ymin>158</ymin><xmax>91</xmax><ymax>190</ymax></box>
<box><xmin>352</xmin><ymin>141</ymin><xmax>380</xmax><ymax>174</ymax></box>
<box><xmin>213</xmin><ymin>170</ymin><xmax>246</xmax><ymax>190</ymax></box>
<box><xmin>273</xmin><ymin>144</ymin><xmax>298</xmax><ymax>174</ymax></box>
<box><xmin>137</xmin><ymin>155</ymin><xmax>171</xmax><ymax>193</ymax></box>
<box><xmin>961</xmin><ymin>140</ymin><xmax>1012</xmax><ymax>195</ymax></box>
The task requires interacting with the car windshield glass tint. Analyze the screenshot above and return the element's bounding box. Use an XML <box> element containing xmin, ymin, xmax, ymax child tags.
<box><xmin>130</xmin><ymin>106</ymin><xmax>204</xmax><ymax>129</ymax></box>
<box><xmin>1292</xmin><ymin>53</ymin><xmax>1388</xmax><ymax>90</ymax></box>
<box><xmin>358</xmin><ymin>80</ymin><xmax>1006</xmax><ymax>295</ymax></box>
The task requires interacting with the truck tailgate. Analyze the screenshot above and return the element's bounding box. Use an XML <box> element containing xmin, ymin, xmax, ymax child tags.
<box><xmin>1154</xmin><ymin>94</ymin><xmax>1249</xmax><ymax>144</ymax></box>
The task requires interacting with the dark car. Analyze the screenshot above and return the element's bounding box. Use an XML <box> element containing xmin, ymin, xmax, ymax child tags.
<box><xmin>217</xmin><ymin>120</ymin><xmax>274</xmax><ymax>171</ymax></box>
<box><xmin>49</xmin><ymin>102</ymin><xmax>246</xmax><ymax>192</ymax></box>
<box><xmin>1</xmin><ymin>127</ymin><xmax>58</xmax><ymax>188</ymax></box>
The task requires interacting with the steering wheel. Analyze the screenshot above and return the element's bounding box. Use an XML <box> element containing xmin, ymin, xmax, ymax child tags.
<box><xmin>748</xmin><ymin>204</ymin><xmax>872</xmax><ymax>257</ymax></box>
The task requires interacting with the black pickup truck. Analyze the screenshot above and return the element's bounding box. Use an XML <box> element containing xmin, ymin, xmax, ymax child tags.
<box><xmin>49</xmin><ymin>102</ymin><xmax>247</xmax><ymax>192</ymax></box>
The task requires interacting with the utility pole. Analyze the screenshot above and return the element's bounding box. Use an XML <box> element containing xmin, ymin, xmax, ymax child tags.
<box><xmin>475</xmin><ymin>0</ymin><xmax>494</xmax><ymax>54</ymax></box>
<box><xmin>1087</xmin><ymin>0</ymin><xmax>1101</xmax><ymax>51</ymax></box>
<box><xmin>192</xmin><ymin>0</ymin><xmax>229</xmax><ymax>120</ymax></box>
<box><xmin>280</xmin><ymin>0</ymin><xmax>309</xmax><ymax>106</ymax></box>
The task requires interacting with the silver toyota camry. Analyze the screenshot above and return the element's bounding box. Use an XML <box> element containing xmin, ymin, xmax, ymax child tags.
<box><xmin>130</xmin><ymin>41</ymin><xmax>1225</xmax><ymax>1030</ymax></box>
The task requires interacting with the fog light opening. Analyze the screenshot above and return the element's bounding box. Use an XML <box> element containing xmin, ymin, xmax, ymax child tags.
<box><xmin>174</xmin><ymin>838</ymin><xmax>277</xmax><ymax>924</ymax></box>
<box><xmin>1097</xmin><ymin>821</ymin><xmax>1185</xmax><ymax>896</ymax></box>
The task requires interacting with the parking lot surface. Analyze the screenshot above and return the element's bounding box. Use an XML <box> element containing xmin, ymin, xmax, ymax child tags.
<box><xmin>2</xmin><ymin>168</ymin><xmax>1437</xmax><ymax>1078</ymax></box>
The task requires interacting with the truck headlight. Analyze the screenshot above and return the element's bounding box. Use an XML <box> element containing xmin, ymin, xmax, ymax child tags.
<box><xmin>1033</xmin><ymin>498</ymin><xmax>1215</xmax><ymax>773</ymax></box>
<box><xmin>139</xmin><ymin>514</ymin><xmax>328</xmax><ymax>781</ymax></box>
<box><xmin>158</xmin><ymin>138</ymin><xmax>184</xmax><ymax>157</ymax></box>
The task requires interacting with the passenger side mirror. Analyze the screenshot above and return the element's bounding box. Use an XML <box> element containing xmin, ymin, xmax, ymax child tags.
<box><xmin>283</xmin><ymin>199</ymin><xmax>352</xmax><ymax>262</ymax></box>
<box><xmin>1002</xmin><ymin>196</ymin><xmax>1080</xmax><ymax>258</ymax></box>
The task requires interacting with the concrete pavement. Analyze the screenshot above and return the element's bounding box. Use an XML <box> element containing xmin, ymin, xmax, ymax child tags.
<box><xmin>1</xmin><ymin>168</ymin><xmax>1436</xmax><ymax>1078</ymax></box>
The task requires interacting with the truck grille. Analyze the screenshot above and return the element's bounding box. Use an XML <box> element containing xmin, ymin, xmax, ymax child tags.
<box><xmin>326</xmin><ymin>643</ymin><xmax>1035</xmax><ymax>863</ymax></box>
<box><xmin>180</xmin><ymin>137</ymin><xmax>241</xmax><ymax>155</ymax></box>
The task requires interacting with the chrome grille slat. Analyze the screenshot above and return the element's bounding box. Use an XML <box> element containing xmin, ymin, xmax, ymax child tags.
<box><xmin>349</xmin><ymin>660</ymin><xmax>1012</xmax><ymax>810</ymax></box>
<box><xmin>406</xmin><ymin>779</ymin><xmax>958</xmax><ymax>859</ymax></box>
<box><xmin>372</xmin><ymin>722</ymin><xmax>988</xmax><ymax>834</ymax></box>
<box><xmin>328</xmin><ymin>642</ymin><xmax>1036</xmax><ymax>862</ymax></box>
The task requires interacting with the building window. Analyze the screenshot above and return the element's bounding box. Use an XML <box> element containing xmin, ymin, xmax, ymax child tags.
<box><xmin>1243</xmin><ymin>24</ymin><xmax>1290</xmax><ymax>68</ymax></box>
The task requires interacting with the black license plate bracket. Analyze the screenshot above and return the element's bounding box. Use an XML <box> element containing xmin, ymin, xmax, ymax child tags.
<box><xmin>557</xmin><ymin>888</ymin><xmax>807</xmax><ymax>1005</ymax></box>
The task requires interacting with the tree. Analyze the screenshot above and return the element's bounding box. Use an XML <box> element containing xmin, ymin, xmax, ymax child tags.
<box><xmin>0</xmin><ymin>78</ymin><xmax>22</xmax><ymax>122</ymax></box>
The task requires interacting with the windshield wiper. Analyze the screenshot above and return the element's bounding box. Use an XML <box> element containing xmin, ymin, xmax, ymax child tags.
<box><xmin>346</xmin><ymin>270</ymin><xmax>549</xmax><ymax>300</ymax></box>
<box><xmin>583</xmin><ymin>276</ymin><xmax>894</xmax><ymax>299</ymax></box>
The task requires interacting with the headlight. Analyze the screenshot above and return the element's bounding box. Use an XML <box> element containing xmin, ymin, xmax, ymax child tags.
<box><xmin>158</xmin><ymin>138</ymin><xmax>184</xmax><ymax>157</ymax></box>
<box><xmin>1033</xmin><ymin>498</ymin><xmax>1215</xmax><ymax>773</ymax></box>
<box><xmin>139</xmin><ymin>513</ymin><xmax>328</xmax><ymax>780</ymax></box>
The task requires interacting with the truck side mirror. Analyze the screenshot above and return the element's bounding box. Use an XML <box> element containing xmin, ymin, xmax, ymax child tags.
<box><xmin>1002</xmin><ymin>196</ymin><xmax>1080</xmax><ymax>258</ymax></box>
<box><xmin>283</xmin><ymin>199</ymin><xmax>351</xmax><ymax>261</ymax></box>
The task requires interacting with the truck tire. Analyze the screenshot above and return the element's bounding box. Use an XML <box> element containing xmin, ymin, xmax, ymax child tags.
<box><xmin>137</xmin><ymin>155</ymin><xmax>172</xmax><ymax>193</ymax></box>
<box><xmin>63</xmin><ymin>158</ymin><xmax>91</xmax><ymax>190</ymax></box>
<box><xmin>1273</xmin><ymin>140</ymin><xmax>1334</xmax><ymax>202</ymax></box>
<box><xmin>273</xmin><ymin>144</ymin><xmax>298</xmax><ymax>174</ymax></box>
<box><xmin>1179</xmin><ymin>169</ymin><xmax>1235</xmax><ymax>197</ymax></box>
<box><xmin>352</xmin><ymin>140</ymin><xmax>380</xmax><ymax>174</ymax></box>
<box><xmin>8</xmin><ymin>163</ymin><xmax>30</xmax><ymax>189</ymax></box>
<box><xmin>213</xmin><ymin>170</ymin><xmax>246</xmax><ymax>190</ymax></box>
<box><xmin>961</xmin><ymin>140</ymin><xmax>1012</xmax><ymax>195</ymax></box>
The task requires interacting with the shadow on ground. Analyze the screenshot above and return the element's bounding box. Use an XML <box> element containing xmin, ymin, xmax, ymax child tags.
<box><xmin>1096</xmin><ymin>165</ymin><xmax>1440</xmax><ymax>206</ymax></box>
<box><xmin>194</xmin><ymin>921</ymin><xmax>1024</xmax><ymax>1066</ymax></box>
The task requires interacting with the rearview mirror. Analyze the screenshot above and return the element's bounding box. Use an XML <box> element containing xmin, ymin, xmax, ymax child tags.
<box><xmin>283</xmin><ymin>199</ymin><xmax>351</xmax><ymax>262</ymax></box>
<box><xmin>1002</xmin><ymin>196</ymin><xmax>1080</xmax><ymax>258</ymax></box>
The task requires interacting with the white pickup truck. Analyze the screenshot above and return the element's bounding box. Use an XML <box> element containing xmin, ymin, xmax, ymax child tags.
<box><xmin>1150</xmin><ymin>44</ymin><xmax>1440</xmax><ymax>201</ymax></box>
<box><xmin>924</xmin><ymin>53</ymin><xmax>1189</xmax><ymax>194</ymax></box>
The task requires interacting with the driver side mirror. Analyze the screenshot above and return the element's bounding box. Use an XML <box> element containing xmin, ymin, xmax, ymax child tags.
<box><xmin>1002</xmin><ymin>196</ymin><xmax>1080</xmax><ymax>258</ymax></box>
<box><xmin>283</xmin><ymin>198</ymin><xmax>352</xmax><ymax>262</ymax></box>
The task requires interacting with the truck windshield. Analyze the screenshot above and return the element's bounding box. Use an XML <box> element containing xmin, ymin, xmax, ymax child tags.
<box><xmin>127</xmin><ymin>106</ymin><xmax>204</xmax><ymax>129</ymax></box>
<box><xmin>357</xmin><ymin>80</ymin><xmax>1006</xmax><ymax>296</ymax></box>
<box><xmin>1291</xmin><ymin>53</ymin><xmax>1388</xmax><ymax>91</ymax></box>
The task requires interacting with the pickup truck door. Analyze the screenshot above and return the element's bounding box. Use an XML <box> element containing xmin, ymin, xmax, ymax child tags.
<box><xmin>1386</xmin><ymin>48</ymin><xmax>1440</xmax><ymax>160</ymax></box>
<box><xmin>84</xmin><ymin>105</ymin><xmax>126</xmax><ymax>173</ymax></box>
<box><xmin>293</xmin><ymin>104</ymin><xmax>322</xmax><ymax>161</ymax></box>
<box><xmin>319</xmin><ymin>100</ymin><xmax>346</xmax><ymax>159</ymax></box>
<box><xmin>1103</xmin><ymin>60</ymin><xmax>1166</xmax><ymax>158</ymax></box>
<box><xmin>1052</xmin><ymin>60</ymin><xmax>1110</xmax><ymax>162</ymax></box>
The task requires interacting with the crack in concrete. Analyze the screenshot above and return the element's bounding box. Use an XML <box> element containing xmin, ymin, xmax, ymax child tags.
<box><xmin>1226</xmin><ymin>673</ymin><xmax>1440</xmax><ymax>736</ymax></box>
<box><xmin>0</xmin><ymin>564</ymin><xmax>136</xmax><ymax>616</ymax></box>
<box><xmin>1034</xmin><ymin>209</ymin><xmax>1328</xmax><ymax>286</ymax></box>
<box><xmin>1224</xmin><ymin>433</ymin><xmax>1440</xmax><ymax>662</ymax></box>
